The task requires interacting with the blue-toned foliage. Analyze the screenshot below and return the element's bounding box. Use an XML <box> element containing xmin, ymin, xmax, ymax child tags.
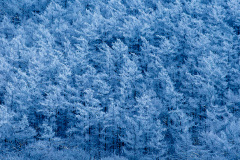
<box><xmin>0</xmin><ymin>0</ymin><xmax>239</xmax><ymax>159</ymax></box>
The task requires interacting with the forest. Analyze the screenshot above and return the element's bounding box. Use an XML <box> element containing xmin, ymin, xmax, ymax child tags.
<box><xmin>0</xmin><ymin>0</ymin><xmax>239</xmax><ymax>159</ymax></box>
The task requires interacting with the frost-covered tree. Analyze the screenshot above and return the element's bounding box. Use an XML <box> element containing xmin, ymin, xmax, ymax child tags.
<box><xmin>0</xmin><ymin>0</ymin><xmax>240</xmax><ymax>159</ymax></box>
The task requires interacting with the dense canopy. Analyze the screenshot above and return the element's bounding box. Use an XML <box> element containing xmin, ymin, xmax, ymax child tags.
<box><xmin>0</xmin><ymin>0</ymin><xmax>239</xmax><ymax>159</ymax></box>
